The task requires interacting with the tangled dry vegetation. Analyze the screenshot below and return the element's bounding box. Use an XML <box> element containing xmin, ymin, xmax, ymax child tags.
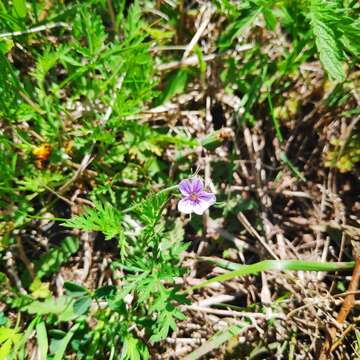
<box><xmin>147</xmin><ymin>6</ymin><xmax>360</xmax><ymax>359</ymax></box>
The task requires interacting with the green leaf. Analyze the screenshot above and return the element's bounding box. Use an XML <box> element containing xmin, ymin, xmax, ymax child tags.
<box><xmin>279</xmin><ymin>152</ymin><xmax>306</xmax><ymax>181</ymax></box>
<box><xmin>73</xmin><ymin>296</ymin><xmax>92</xmax><ymax>315</ymax></box>
<box><xmin>53</xmin><ymin>324</ymin><xmax>79</xmax><ymax>360</ymax></box>
<box><xmin>184</xmin><ymin>324</ymin><xmax>245</xmax><ymax>360</ymax></box>
<box><xmin>30</xmin><ymin>278</ymin><xmax>51</xmax><ymax>299</ymax></box>
<box><xmin>218</xmin><ymin>5</ymin><xmax>260</xmax><ymax>50</ymax></box>
<box><xmin>262</xmin><ymin>7</ymin><xmax>276</xmax><ymax>31</ymax></box>
<box><xmin>13</xmin><ymin>0</ymin><xmax>26</xmax><ymax>18</ymax></box>
<box><xmin>0</xmin><ymin>327</ymin><xmax>18</xmax><ymax>343</ymax></box>
<box><xmin>0</xmin><ymin>39</ymin><xmax>14</xmax><ymax>55</ymax></box>
<box><xmin>94</xmin><ymin>285</ymin><xmax>116</xmax><ymax>299</ymax></box>
<box><xmin>157</xmin><ymin>69</ymin><xmax>188</xmax><ymax>105</ymax></box>
<box><xmin>192</xmin><ymin>259</ymin><xmax>355</xmax><ymax>290</ymax></box>
<box><xmin>35</xmin><ymin>236</ymin><xmax>79</xmax><ymax>279</ymax></box>
<box><xmin>120</xmin><ymin>334</ymin><xmax>149</xmax><ymax>360</ymax></box>
<box><xmin>73</xmin><ymin>9</ymin><xmax>107</xmax><ymax>57</ymax></box>
<box><xmin>64</xmin><ymin>282</ymin><xmax>88</xmax><ymax>297</ymax></box>
<box><xmin>124</xmin><ymin>1</ymin><xmax>143</xmax><ymax>39</ymax></box>
<box><xmin>134</xmin><ymin>191</ymin><xmax>168</xmax><ymax>227</ymax></box>
<box><xmin>24</xmin><ymin>297</ymin><xmax>74</xmax><ymax>318</ymax></box>
<box><xmin>310</xmin><ymin>0</ymin><xmax>345</xmax><ymax>81</ymax></box>
<box><xmin>62</xmin><ymin>202</ymin><xmax>123</xmax><ymax>241</ymax></box>
<box><xmin>0</xmin><ymin>339</ymin><xmax>12</xmax><ymax>360</ymax></box>
<box><xmin>36</xmin><ymin>322</ymin><xmax>48</xmax><ymax>360</ymax></box>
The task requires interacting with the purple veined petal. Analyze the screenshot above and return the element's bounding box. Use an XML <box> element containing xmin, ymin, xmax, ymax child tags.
<box><xmin>198</xmin><ymin>191</ymin><xmax>216</xmax><ymax>205</ymax></box>
<box><xmin>191</xmin><ymin>177</ymin><xmax>203</xmax><ymax>193</ymax></box>
<box><xmin>179</xmin><ymin>179</ymin><xmax>193</xmax><ymax>196</ymax></box>
<box><xmin>178</xmin><ymin>198</ymin><xmax>194</xmax><ymax>214</ymax></box>
<box><xmin>192</xmin><ymin>198</ymin><xmax>212</xmax><ymax>215</ymax></box>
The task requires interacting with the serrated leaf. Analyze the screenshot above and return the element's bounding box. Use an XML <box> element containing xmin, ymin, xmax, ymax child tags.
<box><xmin>25</xmin><ymin>297</ymin><xmax>78</xmax><ymax>323</ymax></box>
<box><xmin>134</xmin><ymin>192</ymin><xmax>168</xmax><ymax>227</ymax></box>
<box><xmin>63</xmin><ymin>202</ymin><xmax>123</xmax><ymax>241</ymax></box>
<box><xmin>310</xmin><ymin>0</ymin><xmax>345</xmax><ymax>81</ymax></box>
<box><xmin>311</xmin><ymin>18</ymin><xmax>345</xmax><ymax>81</ymax></box>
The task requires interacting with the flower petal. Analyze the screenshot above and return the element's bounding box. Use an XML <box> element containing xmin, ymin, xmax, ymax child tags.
<box><xmin>192</xmin><ymin>198</ymin><xmax>212</xmax><ymax>215</ymax></box>
<box><xmin>178</xmin><ymin>198</ymin><xmax>194</xmax><ymax>214</ymax></box>
<box><xmin>199</xmin><ymin>191</ymin><xmax>216</xmax><ymax>205</ymax></box>
<box><xmin>191</xmin><ymin>178</ymin><xmax>203</xmax><ymax>193</ymax></box>
<box><xmin>179</xmin><ymin>179</ymin><xmax>192</xmax><ymax>196</ymax></box>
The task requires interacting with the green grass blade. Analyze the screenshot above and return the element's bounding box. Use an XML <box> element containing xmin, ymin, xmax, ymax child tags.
<box><xmin>183</xmin><ymin>324</ymin><xmax>246</xmax><ymax>360</ymax></box>
<box><xmin>192</xmin><ymin>260</ymin><xmax>355</xmax><ymax>290</ymax></box>
<box><xmin>53</xmin><ymin>323</ymin><xmax>79</xmax><ymax>360</ymax></box>
<box><xmin>36</xmin><ymin>321</ymin><xmax>48</xmax><ymax>360</ymax></box>
<box><xmin>280</xmin><ymin>152</ymin><xmax>306</xmax><ymax>181</ymax></box>
<box><xmin>267</xmin><ymin>93</ymin><xmax>284</xmax><ymax>144</ymax></box>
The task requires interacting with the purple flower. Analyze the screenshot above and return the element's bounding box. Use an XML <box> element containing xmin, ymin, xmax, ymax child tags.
<box><xmin>178</xmin><ymin>178</ymin><xmax>216</xmax><ymax>215</ymax></box>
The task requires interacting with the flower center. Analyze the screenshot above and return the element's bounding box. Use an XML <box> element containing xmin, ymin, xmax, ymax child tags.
<box><xmin>190</xmin><ymin>192</ymin><xmax>198</xmax><ymax>201</ymax></box>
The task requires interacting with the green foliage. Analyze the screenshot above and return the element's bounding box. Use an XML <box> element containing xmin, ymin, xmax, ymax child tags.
<box><xmin>325</xmin><ymin>133</ymin><xmax>360</xmax><ymax>173</ymax></box>
<box><xmin>218</xmin><ymin>1</ymin><xmax>261</xmax><ymax>50</ymax></box>
<box><xmin>0</xmin><ymin>326</ymin><xmax>23</xmax><ymax>359</ymax></box>
<box><xmin>35</xmin><ymin>321</ymin><xmax>48</xmax><ymax>360</ymax></box>
<box><xmin>35</xmin><ymin>236</ymin><xmax>80</xmax><ymax>279</ymax></box>
<box><xmin>0</xmin><ymin>0</ymin><xmax>358</xmax><ymax>358</ymax></box>
<box><xmin>192</xmin><ymin>259</ymin><xmax>355</xmax><ymax>290</ymax></box>
<box><xmin>63</xmin><ymin>202</ymin><xmax>123</xmax><ymax>241</ymax></box>
<box><xmin>157</xmin><ymin>69</ymin><xmax>189</xmax><ymax>105</ymax></box>
<box><xmin>309</xmin><ymin>0</ymin><xmax>345</xmax><ymax>81</ymax></box>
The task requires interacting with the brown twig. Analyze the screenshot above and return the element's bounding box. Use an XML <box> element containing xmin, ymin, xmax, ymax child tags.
<box><xmin>319</xmin><ymin>253</ymin><xmax>360</xmax><ymax>359</ymax></box>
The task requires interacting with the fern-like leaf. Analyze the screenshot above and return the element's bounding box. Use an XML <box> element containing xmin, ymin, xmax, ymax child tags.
<box><xmin>63</xmin><ymin>201</ymin><xmax>123</xmax><ymax>241</ymax></box>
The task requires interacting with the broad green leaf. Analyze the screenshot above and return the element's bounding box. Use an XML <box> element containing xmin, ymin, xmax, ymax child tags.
<box><xmin>24</xmin><ymin>296</ymin><xmax>76</xmax><ymax>321</ymax></box>
<box><xmin>0</xmin><ymin>39</ymin><xmax>14</xmax><ymax>55</ymax></box>
<box><xmin>63</xmin><ymin>282</ymin><xmax>88</xmax><ymax>297</ymax></box>
<box><xmin>73</xmin><ymin>296</ymin><xmax>92</xmax><ymax>315</ymax></box>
